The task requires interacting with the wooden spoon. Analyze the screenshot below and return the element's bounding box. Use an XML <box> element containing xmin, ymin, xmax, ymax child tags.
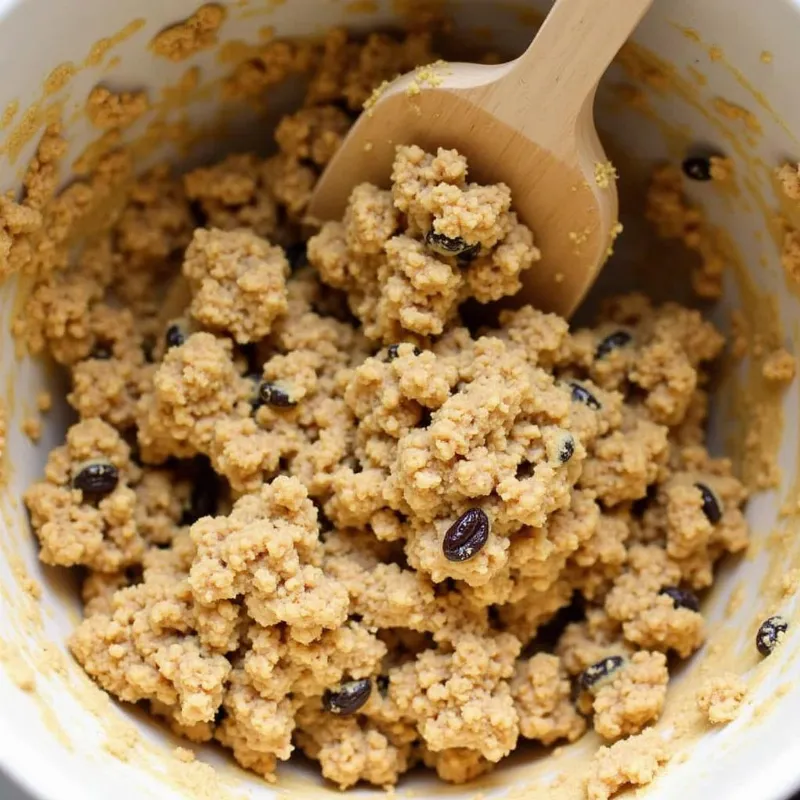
<box><xmin>307</xmin><ymin>0</ymin><xmax>654</xmax><ymax>317</ymax></box>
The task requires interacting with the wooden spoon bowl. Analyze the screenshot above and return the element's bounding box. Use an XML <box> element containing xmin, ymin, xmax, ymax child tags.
<box><xmin>308</xmin><ymin>0</ymin><xmax>654</xmax><ymax>318</ymax></box>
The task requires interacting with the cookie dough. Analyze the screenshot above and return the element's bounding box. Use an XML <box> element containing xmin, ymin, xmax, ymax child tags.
<box><xmin>696</xmin><ymin>672</ymin><xmax>747</xmax><ymax>724</ymax></box>
<box><xmin>149</xmin><ymin>4</ymin><xmax>227</xmax><ymax>61</ymax></box>
<box><xmin>14</xmin><ymin>25</ymin><xmax>752</xmax><ymax>798</ymax></box>
<box><xmin>586</xmin><ymin>728</ymin><xmax>670</xmax><ymax>800</ymax></box>
<box><xmin>86</xmin><ymin>85</ymin><xmax>149</xmax><ymax>131</ymax></box>
<box><xmin>777</xmin><ymin>162</ymin><xmax>800</xmax><ymax>286</ymax></box>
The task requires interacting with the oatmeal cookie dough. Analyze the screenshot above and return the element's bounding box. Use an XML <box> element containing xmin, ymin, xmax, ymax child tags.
<box><xmin>86</xmin><ymin>85</ymin><xmax>149</xmax><ymax>131</ymax></box>
<box><xmin>182</xmin><ymin>228</ymin><xmax>289</xmax><ymax>344</ymax></box>
<box><xmin>308</xmin><ymin>146</ymin><xmax>540</xmax><ymax>342</ymax></box>
<box><xmin>150</xmin><ymin>4</ymin><xmax>226</xmax><ymax>61</ymax></box>
<box><xmin>511</xmin><ymin>653</ymin><xmax>586</xmax><ymax>745</ymax></box>
<box><xmin>777</xmin><ymin>162</ymin><xmax>800</xmax><ymax>201</ymax></box>
<box><xmin>583</xmin><ymin>651</ymin><xmax>669</xmax><ymax>740</ymax></box>
<box><xmin>762</xmin><ymin>348</ymin><xmax>796</xmax><ymax>383</ymax></box>
<box><xmin>25</xmin><ymin>418</ymin><xmax>145</xmax><ymax>572</ymax></box>
<box><xmin>586</xmin><ymin>728</ymin><xmax>670</xmax><ymax>800</ymax></box>
<box><xmin>646</xmin><ymin>165</ymin><xmax>726</xmax><ymax>298</ymax></box>
<box><xmin>777</xmin><ymin>162</ymin><xmax>800</xmax><ymax>286</ymax></box>
<box><xmin>696</xmin><ymin>672</ymin><xmax>747</xmax><ymax>724</ymax></box>
<box><xmin>16</xmin><ymin>25</ymin><xmax>752</xmax><ymax>798</ymax></box>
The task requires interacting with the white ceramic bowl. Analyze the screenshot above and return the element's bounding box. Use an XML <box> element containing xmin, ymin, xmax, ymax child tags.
<box><xmin>2</xmin><ymin>1</ymin><xmax>800</xmax><ymax>798</ymax></box>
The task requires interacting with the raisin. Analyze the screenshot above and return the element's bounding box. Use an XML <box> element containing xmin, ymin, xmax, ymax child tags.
<box><xmin>285</xmin><ymin>242</ymin><xmax>308</xmax><ymax>271</ymax></box>
<box><xmin>595</xmin><ymin>330</ymin><xmax>632</xmax><ymax>359</ymax></box>
<box><xmin>558</xmin><ymin>433</ymin><xmax>575</xmax><ymax>463</ymax></box>
<box><xmin>425</xmin><ymin>229</ymin><xmax>477</xmax><ymax>257</ymax></box>
<box><xmin>569</xmin><ymin>381</ymin><xmax>601</xmax><ymax>410</ymax></box>
<box><xmin>682</xmin><ymin>155</ymin><xmax>713</xmax><ymax>182</ymax></box>
<box><xmin>457</xmin><ymin>242</ymin><xmax>481</xmax><ymax>264</ymax></box>
<box><xmin>442</xmin><ymin>508</ymin><xmax>490</xmax><ymax>562</ymax></box>
<box><xmin>165</xmin><ymin>324</ymin><xmax>186</xmax><ymax>350</ymax></box>
<box><xmin>322</xmin><ymin>678</ymin><xmax>372</xmax><ymax>715</ymax></box>
<box><xmin>259</xmin><ymin>381</ymin><xmax>297</xmax><ymax>408</ymax></box>
<box><xmin>386</xmin><ymin>343</ymin><xmax>422</xmax><ymax>362</ymax></box>
<box><xmin>659</xmin><ymin>586</ymin><xmax>700</xmax><ymax>612</ymax></box>
<box><xmin>579</xmin><ymin>655</ymin><xmax>625</xmax><ymax>693</ymax></box>
<box><xmin>695</xmin><ymin>482</ymin><xmax>722</xmax><ymax>524</ymax></box>
<box><xmin>756</xmin><ymin>615</ymin><xmax>788</xmax><ymax>657</ymax></box>
<box><xmin>73</xmin><ymin>460</ymin><xmax>119</xmax><ymax>497</ymax></box>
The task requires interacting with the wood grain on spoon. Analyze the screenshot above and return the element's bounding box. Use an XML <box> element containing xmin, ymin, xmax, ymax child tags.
<box><xmin>308</xmin><ymin>0</ymin><xmax>655</xmax><ymax>318</ymax></box>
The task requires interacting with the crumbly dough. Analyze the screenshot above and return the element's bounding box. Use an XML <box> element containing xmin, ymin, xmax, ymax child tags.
<box><xmin>709</xmin><ymin>156</ymin><xmax>734</xmax><ymax>182</ymax></box>
<box><xmin>182</xmin><ymin>228</ymin><xmax>289</xmax><ymax>344</ymax></box>
<box><xmin>25</xmin><ymin>418</ymin><xmax>145</xmax><ymax>571</ymax></box>
<box><xmin>586</xmin><ymin>728</ymin><xmax>670</xmax><ymax>800</ymax></box>
<box><xmin>86</xmin><ymin>85</ymin><xmax>149</xmax><ymax>130</ymax></box>
<box><xmin>585</xmin><ymin>651</ymin><xmax>668</xmax><ymax>740</ymax></box>
<box><xmin>762</xmin><ymin>348</ymin><xmax>797</xmax><ymax>382</ymax></box>
<box><xmin>646</xmin><ymin>165</ymin><xmax>726</xmax><ymax>298</ymax></box>
<box><xmin>150</xmin><ymin>4</ymin><xmax>227</xmax><ymax>61</ymax></box>
<box><xmin>308</xmin><ymin>146</ymin><xmax>540</xmax><ymax>342</ymax></box>
<box><xmin>776</xmin><ymin>166</ymin><xmax>800</xmax><ymax>286</ymax></box>
<box><xmin>13</xmin><ymin>25</ymin><xmax>753</xmax><ymax>798</ymax></box>
<box><xmin>696</xmin><ymin>672</ymin><xmax>747</xmax><ymax>724</ymax></box>
<box><xmin>21</xmin><ymin>416</ymin><xmax>42</xmax><ymax>442</ymax></box>
<box><xmin>0</xmin><ymin>123</ymin><xmax>68</xmax><ymax>280</ymax></box>
<box><xmin>511</xmin><ymin>653</ymin><xmax>586</xmax><ymax>745</ymax></box>
<box><xmin>781</xmin><ymin>223</ymin><xmax>800</xmax><ymax>287</ymax></box>
<box><xmin>777</xmin><ymin>162</ymin><xmax>800</xmax><ymax>201</ymax></box>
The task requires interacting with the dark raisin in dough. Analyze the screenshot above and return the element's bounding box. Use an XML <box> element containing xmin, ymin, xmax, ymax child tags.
<box><xmin>696</xmin><ymin>483</ymin><xmax>723</xmax><ymax>524</ymax></box>
<box><xmin>386</xmin><ymin>343</ymin><xmax>422</xmax><ymax>362</ymax></box>
<box><xmin>756</xmin><ymin>615</ymin><xmax>788</xmax><ymax>657</ymax></box>
<box><xmin>165</xmin><ymin>324</ymin><xmax>186</xmax><ymax>350</ymax></box>
<box><xmin>457</xmin><ymin>241</ymin><xmax>481</xmax><ymax>263</ymax></box>
<box><xmin>322</xmin><ymin>678</ymin><xmax>372</xmax><ymax>715</ymax></box>
<box><xmin>659</xmin><ymin>586</ymin><xmax>700</xmax><ymax>612</ymax></box>
<box><xmin>259</xmin><ymin>381</ymin><xmax>297</xmax><ymax>408</ymax></box>
<box><xmin>558</xmin><ymin>434</ymin><xmax>575</xmax><ymax>463</ymax></box>
<box><xmin>682</xmin><ymin>155</ymin><xmax>714</xmax><ymax>182</ymax></box>
<box><xmin>73</xmin><ymin>460</ymin><xmax>119</xmax><ymax>497</ymax></box>
<box><xmin>425</xmin><ymin>229</ymin><xmax>476</xmax><ymax>257</ymax></box>
<box><xmin>569</xmin><ymin>382</ymin><xmax>601</xmax><ymax>410</ymax></box>
<box><xmin>443</xmin><ymin>508</ymin><xmax>490</xmax><ymax>562</ymax></box>
<box><xmin>595</xmin><ymin>330</ymin><xmax>632</xmax><ymax>359</ymax></box>
<box><xmin>579</xmin><ymin>655</ymin><xmax>626</xmax><ymax>693</ymax></box>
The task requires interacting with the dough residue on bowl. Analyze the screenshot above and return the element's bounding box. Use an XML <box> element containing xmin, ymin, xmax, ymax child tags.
<box><xmin>696</xmin><ymin>672</ymin><xmax>747</xmax><ymax>724</ymax></box>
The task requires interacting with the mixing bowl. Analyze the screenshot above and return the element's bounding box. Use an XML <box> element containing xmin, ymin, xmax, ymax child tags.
<box><xmin>1</xmin><ymin>1</ymin><xmax>800</xmax><ymax>798</ymax></box>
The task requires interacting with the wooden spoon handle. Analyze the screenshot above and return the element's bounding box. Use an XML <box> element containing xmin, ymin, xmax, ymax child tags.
<box><xmin>478</xmin><ymin>0</ymin><xmax>654</xmax><ymax>142</ymax></box>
